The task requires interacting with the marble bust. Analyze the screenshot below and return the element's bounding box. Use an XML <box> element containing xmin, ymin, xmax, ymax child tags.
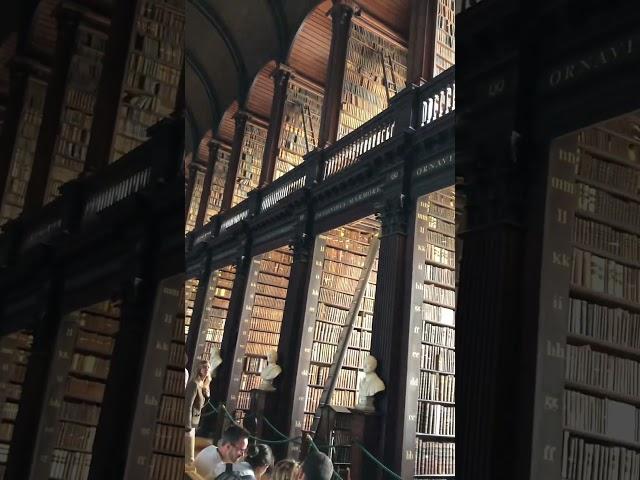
<box><xmin>210</xmin><ymin>346</ymin><xmax>223</xmax><ymax>377</ymax></box>
<box><xmin>259</xmin><ymin>350</ymin><xmax>282</xmax><ymax>391</ymax></box>
<box><xmin>356</xmin><ymin>355</ymin><xmax>385</xmax><ymax>412</ymax></box>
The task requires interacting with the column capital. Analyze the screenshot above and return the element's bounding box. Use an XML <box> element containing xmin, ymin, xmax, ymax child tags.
<box><xmin>375</xmin><ymin>194</ymin><xmax>410</xmax><ymax>237</ymax></box>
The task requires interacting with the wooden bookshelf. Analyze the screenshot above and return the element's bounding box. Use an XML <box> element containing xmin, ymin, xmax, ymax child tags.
<box><xmin>406</xmin><ymin>188</ymin><xmax>456</xmax><ymax>479</ymax></box>
<box><xmin>274</xmin><ymin>80</ymin><xmax>323</xmax><ymax>179</ymax></box>
<box><xmin>338</xmin><ymin>22</ymin><xmax>407</xmax><ymax>140</ymax></box>
<box><xmin>0</xmin><ymin>77</ymin><xmax>47</xmax><ymax>225</ymax></box>
<box><xmin>186</xmin><ymin>167</ymin><xmax>204</xmax><ymax>233</ymax></box>
<box><xmin>208</xmin><ymin>145</ymin><xmax>230</xmax><ymax>218</ymax></box>
<box><xmin>25</xmin><ymin>300</ymin><xmax>120</xmax><ymax>479</ymax></box>
<box><xmin>434</xmin><ymin>0</ymin><xmax>455</xmax><ymax>76</ymax></box>
<box><xmin>185</xmin><ymin>278</ymin><xmax>199</xmax><ymax>340</ymax></box>
<box><xmin>192</xmin><ymin>266</ymin><xmax>236</xmax><ymax>367</ymax></box>
<box><xmin>226</xmin><ymin>249</ymin><xmax>293</xmax><ymax>423</ymax></box>
<box><xmin>45</xmin><ymin>25</ymin><xmax>108</xmax><ymax>204</ymax></box>
<box><xmin>532</xmin><ymin>114</ymin><xmax>640</xmax><ymax>480</ymax></box>
<box><xmin>111</xmin><ymin>0</ymin><xmax>184</xmax><ymax>163</ymax></box>
<box><xmin>232</xmin><ymin>122</ymin><xmax>268</xmax><ymax>207</ymax></box>
<box><xmin>0</xmin><ymin>331</ymin><xmax>33</xmax><ymax>480</ymax></box>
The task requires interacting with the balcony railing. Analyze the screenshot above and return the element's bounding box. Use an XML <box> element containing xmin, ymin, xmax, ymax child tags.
<box><xmin>0</xmin><ymin>118</ymin><xmax>182</xmax><ymax>267</ymax></box>
<box><xmin>189</xmin><ymin>68</ymin><xmax>455</xmax><ymax>250</ymax></box>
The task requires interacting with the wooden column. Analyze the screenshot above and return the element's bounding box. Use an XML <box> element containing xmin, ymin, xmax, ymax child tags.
<box><xmin>258</xmin><ymin>65</ymin><xmax>291</xmax><ymax>187</ymax></box>
<box><xmin>23</xmin><ymin>7</ymin><xmax>81</xmax><ymax>213</ymax></box>
<box><xmin>83</xmin><ymin>0</ymin><xmax>141</xmax><ymax>173</ymax></box>
<box><xmin>211</xmin><ymin>245</ymin><xmax>251</xmax><ymax>403</ymax></box>
<box><xmin>194</xmin><ymin>141</ymin><xmax>220</xmax><ymax>228</ymax></box>
<box><xmin>368</xmin><ymin>194</ymin><xmax>412</xmax><ymax>475</ymax></box>
<box><xmin>406</xmin><ymin>0</ymin><xmax>438</xmax><ymax>85</ymax></box>
<box><xmin>89</xmin><ymin>247</ymin><xmax>159</xmax><ymax>479</ymax></box>
<box><xmin>220</xmin><ymin>111</ymin><xmax>249</xmax><ymax>211</ymax></box>
<box><xmin>0</xmin><ymin>65</ymin><xmax>30</xmax><ymax>207</ymax></box>
<box><xmin>317</xmin><ymin>1</ymin><xmax>355</xmax><ymax>147</ymax></box>
<box><xmin>5</xmin><ymin>271</ymin><xmax>63</xmax><ymax>479</ymax></box>
<box><xmin>270</xmin><ymin>229</ymin><xmax>314</xmax><ymax>455</ymax></box>
<box><xmin>185</xmin><ymin>253</ymin><xmax>212</xmax><ymax>368</ymax></box>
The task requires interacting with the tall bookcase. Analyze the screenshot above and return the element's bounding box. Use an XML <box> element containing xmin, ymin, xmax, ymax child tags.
<box><xmin>209</xmin><ymin>146</ymin><xmax>230</xmax><ymax>217</ymax></box>
<box><xmin>184</xmin><ymin>278</ymin><xmax>199</xmax><ymax>341</ymax></box>
<box><xmin>0</xmin><ymin>331</ymin><xmax>33</xmax><ymax>480</ymax></box>
<box><xmin>111</xmin><ymin>0</ymin><xmax>184</xmax><ymax>163</ymax></box>
<box><xmin>532</xmin><ymin>113</ymin><xmax>640</xmax><ymax>480</ymax></box>
<box><xmin>286</xmin><ymin>218</ymin><xmax>379</xmax><ymax>453</ymax></box>
<box><xmin>406</xmin><ymin>188</ymin><xmax>456</xmax><ymax>479</ymax></box>
<box><xmin>0</xmin><ymin>77</ymin><xmax>47</xmax><ymax>225</ymax></box>
<box><xmin>433</xmin><ymin>0</ymin><xmax>455</xmax><ymax>76</ymax></box>
<box><xmin>45</xmin><ymin>25</ymin><xmax>107</xmax><ymax>203</ymax></box>
<box><xmin>232</xmin><ymin>121</ymin><xmax>268</xmax><ymax>207</ymax></box>
<box><xmin>186</xmin><ymin>167</ymin><xmax>205</xmax><ymax>233</ymax></box>
<box><xmin>28</xmin><ymin>300</ymin><xmax>121</xmax><ymax>480</ymax></box>
<box><xmin>274</xmin><ymin>80</ymin><xmax>323</xmax><ymax>179</ymax></box>
<box><xmin>338</xmin><ymin>22</ymin><xmax>407</xmax><ymax>140</ymax></box>
<box><xmin>226</xmin><ymin>248</ymin><xmax>293</xmax><ymax>423</ymax></box>
<box><xmin>123</xmin><ymin>277</ymin><xmax>184</xmax><ymax>479</ymax></box>
<box><xmin>192</xmin><ymin>265</ymin><xmax>237</xmax><ymax>368</ymax></box>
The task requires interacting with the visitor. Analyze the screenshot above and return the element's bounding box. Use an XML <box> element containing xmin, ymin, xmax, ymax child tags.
<box><xmin>297</xmin><ymin>451</ymin><xmax>333</xmax><ymax>480</ymax></box>
<box><xmin>227</xmin><ymin>443</ymin><xmax>274</xmax><ymax>479</ymax></box>
<box><xmin>194</xmin><ymin>426</ymin><xmax>249</xmax><ymax>478</ymax></box>
<box><xmin>271</xmin><ymin>459</ymin><xmax>300</xmax><ymax>480</ymax></box>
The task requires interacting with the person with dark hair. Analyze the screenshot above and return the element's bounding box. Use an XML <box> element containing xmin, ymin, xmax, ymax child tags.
<box><xmin>194</xmin><ymin>425</ymin><xmax>250</xmax><ymax>478</ymax></box>
<box><xmin>230</xmin><ymin>443</ymin><xmax>275</xmax><ymax>479</ymax></box>
<box><xmin>296</xmin><ymin>451</ymin><xmax>333</xmax><ymax>480</ymax></box>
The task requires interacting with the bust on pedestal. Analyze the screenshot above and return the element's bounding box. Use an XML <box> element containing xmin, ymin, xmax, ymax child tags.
<box><xmin>356</xmin><ymin>355</ymin><xmax>385</xmax><ymax>413</ymax></box>
<box><xmin>209</xmin><ymin>346</ymin><xmax>223</xmax><ymax>378</ymax></box>
<box><xmin>258</xmin><ymin>350</ymin><xmax>282</xmax><ymax>391</ymax></box>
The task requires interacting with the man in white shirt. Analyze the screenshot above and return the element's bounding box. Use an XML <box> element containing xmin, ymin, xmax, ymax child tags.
<box><xmin>194</xmin><ymin>426</ymin><xmax>250</xmax><ymax>478</ymax></box>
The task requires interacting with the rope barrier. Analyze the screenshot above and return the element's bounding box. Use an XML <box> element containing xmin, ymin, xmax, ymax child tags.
<box><xmin>353</xmin><ymin>440</ymin><xmax>402</xmax><ymax>480</ymax></box>
<box><xmin>200</xmin><ymin>400</ymin><xmax>219</xmax><ymax>417</ymax></box>
<box><xmin>220</xmin><ymin>405</ymin><xmax>302</xmax><ymax>445</ymax></box>
<box><xmin>202</xmin><ymin>405</ymin><xmax>398</xmax><ymax>480</ymax></box>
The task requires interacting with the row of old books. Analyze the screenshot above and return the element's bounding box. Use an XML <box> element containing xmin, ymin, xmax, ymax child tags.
<box><xmin>418</xmin><ymin>371</ymin><xmax>455</xmax><ymax>403</ymax></box>
<box><xmin>49</xmin><ymin>450</ymin><xmax>91</xmax><ymax>480</ymax></box>
<box><xmin>421</xmin><ymin>345</ymin><xmax>455</xmax><ymax>373</ymax></box>
<box><xmin>565</xmin><ymin>344</ymin><xmax>640</xmax><ymax>398</ymax></box>
<box><xmin>562</xmin><ymin>433</ymin><xmax>640</xmax><ymax>480</ymax></box>
<box><xmin>568</xmin><ymin>299</ymin><xmax>640</xmax><ymax>350</ymax></box>
<box><xmin>577</xmin><ymin>183</ymin><xmax>640</xmax><ymax>230</ymax></box>
<box><xmin>578</xmin><ymin>128</ymin><xmax>639</xmax><ymax>162</ymax></box>
<box><xmin>414</xmin><ymin>439</ymin><xmax>455</xmax><ymax>476</ymax></box>
<box><xmin>574</xmin><ymin>217</ymin><xmax>640</xmax><ymax>263</ymax></box>
<box><xmin>417</xmin><ymin>403</ymin><xmax>455</xmax><ymax>436</ymax></box>
<box><xmin>572</xmin><ymin>249</ymin><xmax>631</xmax><ymax>299</ymax></box>
<box><xmin>563</xmin><ymin>390</ymin><xmax>640</xmax><ymax>443</ymax></box>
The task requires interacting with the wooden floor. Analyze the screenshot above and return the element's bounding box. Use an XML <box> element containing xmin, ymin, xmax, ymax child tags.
<box><xmin>185</xmin><ymin>437</ymin><xmax>214</xmax><ymax>479</ymax></box>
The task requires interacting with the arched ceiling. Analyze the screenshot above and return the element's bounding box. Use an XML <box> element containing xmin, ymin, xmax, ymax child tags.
<box><xmin>185</xmin><ymin>0</ymin><xmax>410</xmax><ymax>155</ymax></box>
<box><xmin>185</xmin><ymin>0</ymin><xmax>321</xmax><ymax>154</ymax></box>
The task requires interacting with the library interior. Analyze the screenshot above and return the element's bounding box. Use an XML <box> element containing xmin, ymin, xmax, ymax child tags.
<box><xmin>0</xmin><ymin>1</ymin><xmax>639</xmax><ymax>480</ymax></box>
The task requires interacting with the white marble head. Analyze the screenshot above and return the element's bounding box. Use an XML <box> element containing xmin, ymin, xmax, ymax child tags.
<box><xmin>363</xmin><ymin>355</ymin><xmax>377</xmax><ymax>374</ymax></box>
<box><xmin>267</xmin><ymin>350</ymin><xmax>278</xmax><ymax>364</ymax></box>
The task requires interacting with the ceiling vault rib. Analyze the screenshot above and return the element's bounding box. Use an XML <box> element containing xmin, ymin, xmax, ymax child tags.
<box><xmin>186</xmin><ymin>49</ymin><xmax>221</xmax><ymax>127</ymax></box>
<box><xmin>188</xmin><ymin>0</ymin><xmax>250</xmax><ymax>103</ymax></box>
